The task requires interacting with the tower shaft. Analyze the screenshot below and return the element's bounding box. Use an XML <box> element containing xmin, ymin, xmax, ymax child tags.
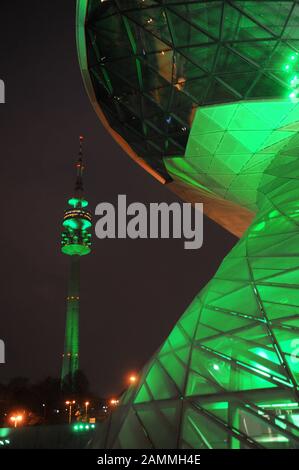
<box><xmin>61</xmin><ymin>255</ymin><xmax>80</xmax><ymax>386</ymax></box>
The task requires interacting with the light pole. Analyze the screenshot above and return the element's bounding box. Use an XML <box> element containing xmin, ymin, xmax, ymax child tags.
<box><xmin>10</xmin><ymin>415</ymin><xmax>23</xmax><ymax>428</ymax></box>
<box><xmin>85</xmin><ymin>401</ymin><xmax>90</xmax><ymax>422</ymax></box>
<box><xmin>66</xmin><ymin>400</ymin><xmax>76</xmax><ymax>424</ymax></box>
<box><xmin>42</xmin><ymin>403</ymin><xmax>46</xmax><ymax>419</ymax></box>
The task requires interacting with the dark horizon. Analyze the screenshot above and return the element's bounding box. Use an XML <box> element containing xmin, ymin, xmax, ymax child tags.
<box><xmin>0</xmin><ymin>0</ymin><xmax>236</xmax><ymax>398</ymax></box>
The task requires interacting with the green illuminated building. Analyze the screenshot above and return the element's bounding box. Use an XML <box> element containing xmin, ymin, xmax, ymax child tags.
<box><xmin>77</xmin><ymin>1</ymin><xmax>299</xmax><ymax>448</ymax></box>
<box><xmin>61</xmin><ymin>137</ymin><xmax>92</xmax><ymax>389</ymax></box>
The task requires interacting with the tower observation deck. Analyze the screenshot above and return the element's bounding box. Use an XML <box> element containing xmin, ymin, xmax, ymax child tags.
<box><xmin>61</xmin><ymin>136</ymin><xmax>92</xmax><ymax>390</ymax></box>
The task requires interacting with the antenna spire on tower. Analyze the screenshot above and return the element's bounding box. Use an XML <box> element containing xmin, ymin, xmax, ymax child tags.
<box><xmin>75</xmin><ymin>135</ymin><xmax>85</xmax><ymax>192</ymax></box>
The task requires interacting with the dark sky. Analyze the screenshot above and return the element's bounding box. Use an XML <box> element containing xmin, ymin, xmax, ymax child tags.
<box><xmin>0</xmin><ymin>1</ymin><xmax>236</xmax><ymax>397</ymax></box>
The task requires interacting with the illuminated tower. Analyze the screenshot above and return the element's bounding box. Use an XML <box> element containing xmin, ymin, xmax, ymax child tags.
<box><xmin>61</xmin><ymin>136</ymin><xmax>92</xmax><ymax>389</ymax></box>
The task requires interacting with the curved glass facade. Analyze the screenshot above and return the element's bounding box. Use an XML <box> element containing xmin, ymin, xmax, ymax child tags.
<box><xmin>78</xmin><ymin>1</ymin><xmax>299</xmax><ymax>449</ymax></box>
<box><xmin>81</xmin><ymin>0</ymin><xmax>299</xmax><ymax>179</ymax></box>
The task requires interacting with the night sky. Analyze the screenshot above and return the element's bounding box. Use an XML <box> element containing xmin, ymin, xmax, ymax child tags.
<box><xmin>0</xmin><ymin>1</ymin><xmax>236</xmax><ymax>397</ymax></box>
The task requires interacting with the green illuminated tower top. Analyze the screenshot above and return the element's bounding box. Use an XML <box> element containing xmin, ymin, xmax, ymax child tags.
<box><xmin>61</xmin><ymin>136</ymin><xmax>92</xmax><ymax>256</ymax></box>
<box><xmin>61</xmin><ymin>136</ymin><xmax>92</xmax><ymax>390</ymax></box>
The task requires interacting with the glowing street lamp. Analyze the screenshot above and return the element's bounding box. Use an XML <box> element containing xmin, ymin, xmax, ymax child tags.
<box><xmin>109</xmin><ymin>398</ymin><xmax>119</xmax><ymax>406</ymax></box>
<box><xmin>65</xmin><ymin>400</ymin><xmax>76</xmax><ymax>424</ymax></box>
<box><xmin>10</xmin><ymin>415</ymin><xmax>23</xmax><ymax>428</ymax></box>
<box><xmin>85</xmin><ymin>401</ymin><xmax>90</xmax><ymax>421</ymax></box>
<box><xmin>128</xmin><ymin>374</ymin><xmax>138</xmax><ymax>385</ymax></box>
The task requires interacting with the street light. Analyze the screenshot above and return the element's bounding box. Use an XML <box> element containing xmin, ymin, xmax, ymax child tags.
<box><xmin>85</xmin><ymin>401</ymin><xmax>90</xmax><ymax>421</ymax></box>
<box><xmin>65</xmin><ymin>400</ymin><xmax>76</xmax><ymax>424</ymax></box>
<box><xmin>109</xmin><ymin>398</ymin><xmax>119</xmax><ymax>406</ymax></box>
<box><xmin>10</xmin><ymin>415</ymin><xmax>23</xmax><ymax>428</ymax></box>
<box><xmin>128</xmin><ymin>374</ymin><xmax>138</xmax><ymax>385</ymax></box>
